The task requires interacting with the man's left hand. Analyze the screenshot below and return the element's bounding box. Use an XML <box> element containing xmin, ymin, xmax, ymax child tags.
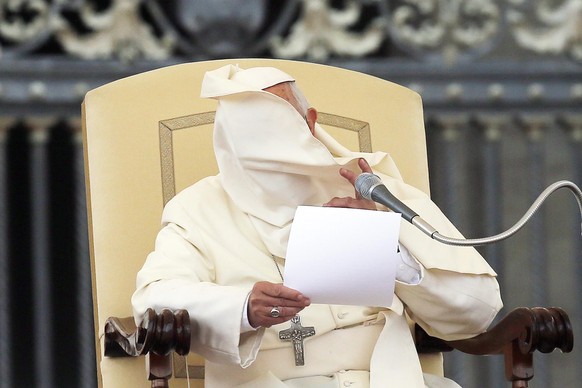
<box><xmin>323</xmin><ymin>158</ymin><xmax>377</xmax><ymax>210</ymax></box>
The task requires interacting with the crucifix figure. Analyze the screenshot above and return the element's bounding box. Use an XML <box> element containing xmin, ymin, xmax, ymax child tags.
<box><xmin>278</xmin><ymin>315</ymin><xmax>315</xmax><ymax>366</ymax></box>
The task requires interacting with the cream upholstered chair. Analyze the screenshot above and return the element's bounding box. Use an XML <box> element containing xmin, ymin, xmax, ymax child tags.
<box><xmin>83</xmin><ymin>58</ymin><xmax>432</xmax><ymax>387</ymax></box>
<box><xmin>82</xmin><ymin>59</ymin><xmax>572</xmax><ymax>387</ymax></box>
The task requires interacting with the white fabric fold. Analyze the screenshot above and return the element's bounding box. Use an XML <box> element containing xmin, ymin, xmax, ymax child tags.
<box><xmin>202</xmin><ymin>64</ymin><xmax>396</xmax><ymax>258</ymax></box>
<box><xmin>370</xmin><ymin>311</ymin><xmax>425</xmax><ymax>387</ymax></box>
<box><xmin>200</xmin><ymin>64</ymin><xmax>496</xmax><ymax>275</ymax></box>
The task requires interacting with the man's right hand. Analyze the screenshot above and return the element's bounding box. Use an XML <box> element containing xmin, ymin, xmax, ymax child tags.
<box><xmin>247</xmin><ymin>281</ymin><xmax>311</xmax><ymax>328</ymax></box>
<box><xmin>323</xmin><ymin>158</ymin><xmax>377</xmax><ymax>210</ymax></box>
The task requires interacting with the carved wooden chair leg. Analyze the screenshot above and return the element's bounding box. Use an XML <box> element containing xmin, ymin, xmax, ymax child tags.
<box><xmin>505</xmin><ymin>340</ymin><xmax>533</xmax><ymax>388</ymax></box>
<box><xmin>148</xmin><ymin>352</ymin><xmax>173</xmax><ymax>388</ymax></box>
<box><xmin>505</xmin><ymin>307</ymin><xmax>574</xmax><ymax>387</ymax></box>
<box><xmin>416</xmin><ymin>307</ymin><xmax>574</xmax><ymax>388</ymax></box>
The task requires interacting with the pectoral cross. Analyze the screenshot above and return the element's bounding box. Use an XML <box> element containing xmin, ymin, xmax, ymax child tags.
<box><xmin>278</xmin><ymin>315</ymin><xmax>315</xmax><ymax>366</ymax></box>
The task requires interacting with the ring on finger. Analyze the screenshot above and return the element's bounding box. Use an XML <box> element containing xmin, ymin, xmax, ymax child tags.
<box><xmin>270</xmin><ymin>306</ymin><xmax>281</xmax><ymax>318</ymax></box>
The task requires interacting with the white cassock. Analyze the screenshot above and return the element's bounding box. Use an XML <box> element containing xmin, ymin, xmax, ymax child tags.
<box><xmin>132</xmin><ymin>65</ymin><xmax>503</xmax><ymax>387</ymax></box>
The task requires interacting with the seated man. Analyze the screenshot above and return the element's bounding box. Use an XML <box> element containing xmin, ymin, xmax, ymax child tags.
<box><xmin>132</xmin><ymin>65</ymin><xmax>503</xmax><ymax>387</ymax></box>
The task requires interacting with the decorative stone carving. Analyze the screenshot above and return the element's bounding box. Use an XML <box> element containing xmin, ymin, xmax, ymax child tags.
<box><xmin>53</xmin><ymin>0</ymin><xmax>172</xmax><ymax>62</ymax></box>
<box><xmin>508</xmin><ymin>0</ymin><xmax>582</xmax><ymax>62</ymax></box>
<box><xmin>1</xmin><ymin>0</ymin><xmax>582</xmax><ymax>65</ymax></box>
<box><xmin>145</xmin><ymin>0</ymin><xmax>271</xmax><ymax>57</ymax></box>
<box><xmin>387</xmin><ymin>0</ymin><xmax>500</xmax><ymax>64</ymax></box>
<box><xmin>270</xmin><ymin>0</ymin><xmax>385</xmax><ymax>61</ymax></box>
<box><xmin>0</xmin><ymin>0</ymin><xmax>56</xmax><ymax>57</ymax></box>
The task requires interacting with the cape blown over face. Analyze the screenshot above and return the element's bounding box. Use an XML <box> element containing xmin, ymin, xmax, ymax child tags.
<box><xmin>199</xmin><ymin>64</ymin><xmax>497</xmax><ymax>277</ymax></box>
<box><xmin>201</xmin><ymin>65</ymin><xmax>392</xmax><ymax>258</ymax></box>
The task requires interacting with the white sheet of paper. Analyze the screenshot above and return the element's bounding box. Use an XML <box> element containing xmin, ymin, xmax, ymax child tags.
<box><xmin>283</xmin><ymin>206</ymin><xmax>401</xmax><ymax>307</ymax></box>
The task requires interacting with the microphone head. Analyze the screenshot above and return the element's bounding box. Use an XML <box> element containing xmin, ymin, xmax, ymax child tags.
<box><xmin>355</xmin><ymin>173</ymin><xmax>382</xmax><ymax>200</ymax></box>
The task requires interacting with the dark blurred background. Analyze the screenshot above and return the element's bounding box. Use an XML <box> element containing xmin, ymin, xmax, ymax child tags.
<box><xmin>1</xmin><ymin>1</ymin><xmax>581</xmax><ymax>387</ymax></box>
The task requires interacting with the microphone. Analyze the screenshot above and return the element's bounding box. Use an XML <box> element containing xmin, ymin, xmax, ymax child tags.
<box><xmin>355</xmin><ymin>173</ymin><xmax>417</xmax><ymax>223</ymax></box>
<box><xmin>355</xmin><ymin>173</ymin><xmax>437</xmax><ymax>239</ymax></box>
<box><xmin>355</xmin><ymin>172</ymin><xmax>582</xmax><ymax>247</ymax></box>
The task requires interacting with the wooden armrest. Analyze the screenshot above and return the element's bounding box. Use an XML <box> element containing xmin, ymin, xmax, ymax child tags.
<box><xmin>104</xmin><ymin>307</ymin><xmax>573</xmax><ymax>388</ymax></box>
<box><xmin>104</xmin><ymin>308</ymin><xmax>191</xmax><ymax>357</ymax></box>
<box><xmin>104</xmin><ymin>309</ymin><xmax>191</xmax><ymax>388</ymax></box>
<box><xmin>415</xmin><ymin>307</ymin><xmax>574</xmax><ymax>387</ymax></box>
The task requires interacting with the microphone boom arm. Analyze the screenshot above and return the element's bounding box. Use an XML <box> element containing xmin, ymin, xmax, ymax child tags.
<box><xmin>356</xmin><ymin>173</ymin><xmax>582</xmax><ymax>247</ymax></box>
<box><xmin>429</xmin><ymin>180</ymin><xmax>582</xmax><ymax>247</ymax></box>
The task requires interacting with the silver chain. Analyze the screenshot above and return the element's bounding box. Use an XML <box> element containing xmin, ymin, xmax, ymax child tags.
<box><xmin>271</xmin><ymin>255</ymin><xmax>285</xmax><ymax>281</ymax></box>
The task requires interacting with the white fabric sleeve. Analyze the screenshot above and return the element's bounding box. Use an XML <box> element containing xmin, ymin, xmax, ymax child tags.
<box><xmin>132</xmin><ymin>222</ymin><xmax>264</xmax><ymax>367</ymax></box>
<box><xmin>395</xmin><ymin>265</ymin><xmax>503</xmax><ymax>341</ymax></box>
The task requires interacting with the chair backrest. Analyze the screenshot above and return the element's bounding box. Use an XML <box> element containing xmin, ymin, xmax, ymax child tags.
<box><xmin>83</xmin><ymin>59</ymin><xmax>430</xmax><ymax>387</ymax></box>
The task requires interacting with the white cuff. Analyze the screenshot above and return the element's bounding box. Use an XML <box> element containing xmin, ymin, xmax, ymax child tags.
<box><xmin>241</xmin><ymin>292</ymin><xmax>258</xmax><ymax>333</ymax></box>
<box><xmin>395</xmin><ymin>243</ymin><xmax>423</xmax><ymax>285</ymax></box>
